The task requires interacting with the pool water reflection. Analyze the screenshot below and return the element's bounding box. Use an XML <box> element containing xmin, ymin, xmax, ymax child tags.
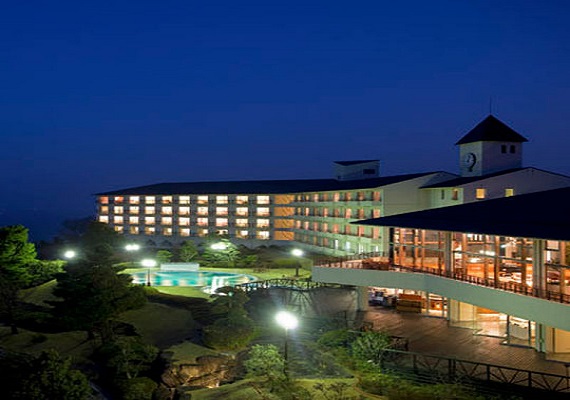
<box><xmin>131</xmin><ymin>270</ymin><xmax>256</xmax><ymax>293</ymax></box>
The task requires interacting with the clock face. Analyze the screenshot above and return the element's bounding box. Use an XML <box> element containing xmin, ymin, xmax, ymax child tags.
<box><xmin>463</xmin><ymin>152</ymin><xmax>477</xmax><ymax>168</ymax></box>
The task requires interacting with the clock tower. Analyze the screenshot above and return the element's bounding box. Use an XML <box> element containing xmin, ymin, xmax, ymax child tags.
<box><xmin>456</xmin><ymin>115</ymin><xmax>528</xmax><ymax>177</ymax></box>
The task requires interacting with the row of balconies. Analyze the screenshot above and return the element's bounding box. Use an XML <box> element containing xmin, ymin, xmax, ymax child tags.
<box><xmin>102</xmin><ymin>199</ymin><xmax>273</xmax><ymax>206</ymax></box>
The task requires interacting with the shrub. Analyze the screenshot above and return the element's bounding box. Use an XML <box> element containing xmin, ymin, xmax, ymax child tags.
<box><xmin>117</xmin><ymin>377</ymin><xmax>158</xmax><ymax>400</ymax></box>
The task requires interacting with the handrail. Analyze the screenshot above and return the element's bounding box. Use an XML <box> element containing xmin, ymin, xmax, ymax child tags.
<box><xmin>378</xmin><ymin>348</ymin><xmax>570</xmax><ymax>394</ymax></box>
<box><xmin>316</xmin><ymin>256</ymin><xmax>570</xmax><ymax>305</ymax></box>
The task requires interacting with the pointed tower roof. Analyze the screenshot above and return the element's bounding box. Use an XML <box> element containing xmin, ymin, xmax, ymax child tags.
<box><xmin>455</xmin><ymin>115</ymin><xmax>528</xmax><ymax>145</ymax></box>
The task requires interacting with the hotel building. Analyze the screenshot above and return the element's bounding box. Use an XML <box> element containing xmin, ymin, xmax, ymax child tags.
<box><xmin>96</xmin><ymin>115</ymin><xmax>570</xmax><ymax>357</ymax></box>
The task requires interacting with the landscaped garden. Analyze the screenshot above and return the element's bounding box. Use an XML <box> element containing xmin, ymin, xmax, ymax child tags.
<box><xmin>0</xmin><ymin>222</ymin><xmax>514</xmax><ymax>399</ymax></box>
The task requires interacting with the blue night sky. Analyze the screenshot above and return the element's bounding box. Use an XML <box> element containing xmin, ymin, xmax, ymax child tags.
<box><xmin>1</xmin><ymin>1</ymin><xmax>569</xmax><ymax>240</ymax></box>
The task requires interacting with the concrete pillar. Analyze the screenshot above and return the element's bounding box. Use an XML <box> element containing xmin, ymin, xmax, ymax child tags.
<box><xmin>356</xmin><ymin>286</ymin><xmax>368</xmax><ymax>311</ymax></box>
<box><xmin>533</xmin><ymin>239</ymin><xmax>546</xmax><ymax>292</ymax></box>
<box><xmin>444</xmin><ymin>232</ymin><xmax>452</xmax><ymax>275</ymax></box>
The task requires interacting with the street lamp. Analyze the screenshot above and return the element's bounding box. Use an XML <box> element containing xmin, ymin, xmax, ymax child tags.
<box><xmin>291</xmin><ymin>248</ymin><xmax>304</xmax><ymax>277</ymax></box>
<box><xmin>211</xmin><ymin>242</ymin><xmax>228</xmax><ymax>251</ymax></box>
<box><xmin>125</xmin><ymin>243</ymin><xmax>141</xmax><ymax>266</ymax></box>
<box><xmin>275</xmin><ymin>310</ymin><xmax>298</xmax><ymax>379</ymax></box>
<box><xmin>63</xmin><ymin>250</ymin><xmax>76</xmax><ymax>260</ymax></box>
<box><xmin>141</xmin><ymin>259</ymin><xmax>157</xmax><ymax>286</ymax></box>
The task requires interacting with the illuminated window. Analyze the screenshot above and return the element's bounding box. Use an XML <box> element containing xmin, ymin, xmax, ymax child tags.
<box><xmin>163</xmin><ymin>227</ymin><xmax>173</xmax><ymax>236</ymax></box>
<box><xmin>236</xmin><ymin>219</ymin><xmax>248</xmax><ymax>227</ymax></box>
<box><xmin>303</xmin><ymin>221</ymin><xmax>309</xmax><ymax>230</ymax></box>
<box><xmin>113</xmin><ymin>206</ymin><xmax>123</xmax><ymax>214</ymax></box>
<box><xmin>129</xmin><ymin>226</ymin><xmax>139</xmax><ymax>234</ymax></box>
<box><xmin>145</xmin><ymin>206</ymin><xmax>155</xmax><ymax>214</ymax></box>
<box><xmin>216</xmin><ymin>218</ymin><xmax>228</xmax><ymax>227</ymax></box>
<box><xmin>345</xmin><ymin>209</ymin><xmax>352</xmax><ymax>219</ymax></box>
<box><xmin>216</xmin><ymin>196</ymin><xmax>228</xmax><ymax>204</ymax></box>
<box><xmin>197</xmin><ymin>195</ymin><xmax>208</xmax><ymax>204</ymax></box>
<box><xmin>129</xmin><ymin>196</ymin><xmax>140</xmax><ymax>204</ymax></box>
<box><xmin>257</xmin><ymin>219</ymin><xmax>270</xmax><ymax>228</ymax></box>
<box><xmin>113</xmin><ymin>216</ymin><xmax>123</xmax><ymax>224</ymax></box>
<box><xmin>180</xmin><ymin>228</ymin><xmax>190</xmax><ymax>237</ymax></box>
<box><xmin>312</xmin><ymin>222</ymin><xmax>318</xmax><ymax>231</ymax></box>
<box><xmin>162</xmin><ymin>206</ymin><xmax>173</xmax><ymax>215</ymax></box>
<box><xmin>100</xmin><ymin>196</ymin><xmax>109</xmax><ymax>204</ymax></box>
<box><xmin>114</xmin><ymin>226</ymin><xmax>124</xmax><ymax>233</ymax></box>
<box><xmin>179</xmin><ymin>217</ymin><xmax>190</xmax><ymax>226</ymax></box>
<box><xmin>344</xmin><ymin>193</ymin><xmax>352</xmax><ymax>201</ymax></box>
<box><xmin>237</xmin><ymin>230</ymin><xmax>248</xmax><ymax>238</ymax></box>
<box><xmin>162</xmin><ymin>196</ymin><xmax>172</xmax><ymax>204</ymax></box>
<box><xmin>257</xmin><ymin>195</ymin><xmax>270</xmax><ymax>205</ymax></box>
<box><xmin>162</xmin><ymin>217</ymin><xmax>172</xmax><ymax>225</ymax></box>
<box><xmin>372</xmin><ymin>228</ymin><xmax>379</xmax><ymax>239</ymax></box>
<box><xmin>145</xmin><ymin>217</ymin><xmax>155</xmax><ymax>225</ymax></box>
<box><xmin>373</xmin><ymin>191</ymin><xmax>381</xmax><ymax>201</ymax></box>
<box><xmin>216</xmin><ymin>207</ymin><xmax>228</xmax><ymax>216</ymax></box>
<box><xmin>295</xmin><ymin>221</ymin><xmax>301</xmax><ymax>229</ymax></box>
<box><xmin>197</xmin><ymin>207</ymin><xmax>208</xmax><ymax>216</ymax></box>
<box><xmin>99</xmin><ymin>216</ymin><xmax>109</xmax><ymax>223</ymax></box>
<box><xmin>332</xmin><ymin>224</ymin><xmax>339</xmax><ymax>233</ymax></box>
<box><xmin>505</xmin><ymin>188</ymin><xmax>515</xmax><ymax>197</ymax></box>
<box><xmin>100</xmin><ymin>206</ymin><xmax>109</xmax><ymax>214</ymax></box>
<box><xmin>114</xmin><ymin>196</ymin><xmax>124</xmax><ymax>204</ymax></box>
<box><xmin>198</xmin><ymin>229</ymin><xmax>209</xmax><ymax>237</ymax></box>
<box><xmin>323</xmin><ymin>208</ymin><xmax>329</xmax><ymax>217</ymax></box>
<box><xmin>130</xmin><ymin>206</ymin><xmax>139</xmax><ymax>215</ymax></box>
<box><xmin>322</xmin><ymin>223</ymin><xmax>328</xmax><ymax>232</ymax></box>
<box><xmin>452</xmin><ymin>189</ymin><xmax>459</xmax><ymax>201</ymax></box>
<box><xmin>179</xmin><ymin>206</ymin><xmax>190</xmax><ymax>216</ymax></box>
<box><xmin>236</xmin><ymin>207</ymin><xmax>248</xmax><ymax>216</ymax></box>
<box><xmin>179</xmin><ymin>196</ymin><xmax>190</xmax><ymax>205</ymax></box>
<box><xmin>129</xmin><ymin>216</ymin><xmax>139</xmax><ymax>224</ymax></box>
<box><xmin>197</xmin><ymin>218</ymin><xmax>208</xmax><ymax>226</ymax></box>
<box><xmin>304</xmin><ymin>208</ymin><xmax>310</xmax><ymax>216</ymax></box>
<box><xmin>476</xmin><ymin>188</ymin><xmax>486</xmax><ymax>199</ymax></box>
<box><xmin>333</xmin><ymin>193</ymin><xmax>340</xmax><ymax>202</ymax></box>
<box><xmin>145</xmin><ymin>196</ymin><xmax>155</xmax><ymax>204</ymax></box>
<box><xmin>257</xmin><ymin>231</ymin><xmax>270</xmax><ymax>240</ymax></box>
<box><xmin>145</xmin><ymin>226</ymin><xmax>155</xmax><ymax>235</ymax></box>
<box><xmin>313</xmin><ymin>194</ymin><xmax>319</xmax><ymax>202</ymax></box>
<box><xmin>236</xmin><ymin>195</ymin><xmax>248</xmax><ymax>204</ymax></box>
<box><xmin>357</xmin><ymin>209</ymin><xmax>365</xmax><ymax>219</ymax></box>
<box><xmin>372</xmin><ymin>209</ymin><xmax>381</xmax><ymax>218</ymax></box>
<box><xmin>257</xmin><ymin>207</ymin><xmax>270</xmax><ymax>216</ymax></box>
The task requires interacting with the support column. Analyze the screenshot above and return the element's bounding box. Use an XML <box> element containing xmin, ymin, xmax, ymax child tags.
<box><xmin>443</xmin><ymin>232</ymin><xmax>452</xmax><ymax>275</ymax></box>
<box><xmin>356</xmin><ymin>286</ymin><xmax>368</xmax><ymax>311</ymax></box>
<box><xmin>533</xmin><ymin>239</ymin><xmax>546</xmax><ymax>292</ymax></box>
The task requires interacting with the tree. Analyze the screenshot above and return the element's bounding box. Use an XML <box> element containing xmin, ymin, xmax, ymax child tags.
<box><xmin>201</xmin><ymin>238</ymin><xmax>241</xmax><ymax>267</ymax></box>
<box><xmin>0</xmin><ymin>225</ymin><xmax>38</xmax><ymax>333</ymax></box>
<box><xmin>20</xmin><ymin>350</ymin><xmax>91</xmax><ymax>400</ymax></box>
<box><xmin>98</xmin><ymin>336</ymin><xmax>158</xmax><ymax>380</ymax></box>
<box><xmin>51</xmin><ymin>260</ymin><xmax>146</xmax><ymax>342</ymax></box>
<box><xmin>178</xmin><ymin>241</ymin><xmax>198</xmax><ymax>262</ymax></box>
<box><xmin>156</xmin><ymin>249</ymin><xmax>173</xmax><ymax>264</ymax></box>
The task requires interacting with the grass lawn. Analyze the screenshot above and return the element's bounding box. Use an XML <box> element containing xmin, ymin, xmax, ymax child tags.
<box><xmin>163</xmin><ymin>341</ymin><xmax>220</xmax><ymax>366</ymax></box>
<box><xmin>186</xmin><ymin>378</ymin><xmax>385</xmax><ymax>400</ymax></box>
<box><xmin>0</xmin><ymin>326</ymin><xmax>95</xmax><ymax>362</ymax></box>
<box><xmin>119</xmin><ymin>302</ymin><xmax>197</xmax><ymax>349</ymax></box>
<box><xmin>20</xmin><ymin>280</ymin><xmax>58</xmax><ymax>306</ymax></box>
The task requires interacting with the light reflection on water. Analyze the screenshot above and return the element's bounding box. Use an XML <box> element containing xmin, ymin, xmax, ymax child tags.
<box><xmin>130</xmin><ymin>270</ymin><xmax>255</xmax><ymax>291</ymax></box>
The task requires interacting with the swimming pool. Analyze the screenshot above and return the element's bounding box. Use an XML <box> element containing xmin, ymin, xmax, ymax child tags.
<box><xmin>130</xmin><ymin>270</ymin><xmax>256</xmax><ymax>292</ymax></box>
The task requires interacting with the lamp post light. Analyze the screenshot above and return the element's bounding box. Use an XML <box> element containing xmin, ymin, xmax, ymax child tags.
<box><xmin>211</xmin><ymin>242</ymin><xmax>228</xmax><ymax>251</ymax></box>
<box><xmin>125</xmin><ymin>243</ymin><xmax>141</xmax><ymax>266</ymax></box>
<box><xmin>63</xmin><ymin>250</ymin><xmax>76</xmax><ymax>260</ymax></box>
<box><xmin>275</xmin><ymin>310</ymin><xmax>298</xmax><ymax>380</ymax></box>
<box><xmin>141</xmin><ymin>259</ymin><xmax>157</xmax><ymax>286</ymax></box>
<box><xmin>291</xmin><ymin>248</ymin><xmax>304</xmax><ymax>277</ymax></box>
